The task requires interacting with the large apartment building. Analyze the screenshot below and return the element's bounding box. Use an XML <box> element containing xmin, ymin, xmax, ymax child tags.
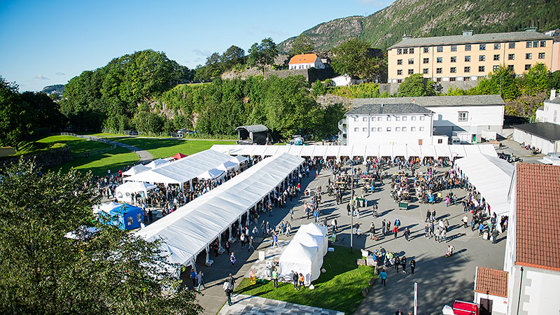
<box><xmin>388</xmin><ymin>30</ymin><xmax>554</xmax><ymax>84</ymax></box>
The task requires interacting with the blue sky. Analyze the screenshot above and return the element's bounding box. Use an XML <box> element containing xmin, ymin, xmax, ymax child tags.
<box><xmin>0</xmin><ymin>0</ymin><xmax>394</xmax><ymax>92</ymax></box>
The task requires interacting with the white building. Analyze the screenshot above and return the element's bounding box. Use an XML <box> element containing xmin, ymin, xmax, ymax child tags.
<box><xmin>341</xmin><ymin>103</ymin><xmax>437</xmax><ymax>146</ymax></box>
<box><xmin>473</xmin><ymin>267</ymin><xmax>509</xmax><ymax>315</ymax></box>
<box><xmin>535</xmin><ymin>90</ymin><xmax>559</xmax><ymax>124</ymax></box>
<box><xmin>502</xmin><ymin>163</ymin><xmax>560</xmax><ymax>315</ymax></box>
<box><xmin>347</xmin><ymin>95</ymin><xmax>505</xmax><ymax>144</ymax></box>
<box><xmin>288</xmin><ymin>54</ymin><xmax>325</xmax><ymax>70</ymax></box>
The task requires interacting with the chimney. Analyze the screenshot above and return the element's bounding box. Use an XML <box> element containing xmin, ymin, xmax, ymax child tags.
<box><xmin>402</xmin><ymin>33</ymin><xmax>410</xmax><ymax>40</ymax></box>
<box><xmin>551</xmin><ymin>89</ymin><xmax>557</xmax><ymax>101</ymax></box>
<box><xmin>462</xmin><ymin>30</ymin><xmax>473</xmax><ymax>36</ymax></box>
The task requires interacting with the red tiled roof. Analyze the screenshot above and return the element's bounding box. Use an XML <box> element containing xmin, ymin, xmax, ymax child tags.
<box><xmin>475</xmin><ymin>267</ymin><xmax>509</xmax><ymax>298</ymax></box>
<box><xmin>515</xmin><ymin>163</ymin><xmax>560</xmax><ymax>271</ymax></box>
<box><xmin>288</xmin><ymin>54</ymin><xmax>318</xmax><ymax>65</ymax></box>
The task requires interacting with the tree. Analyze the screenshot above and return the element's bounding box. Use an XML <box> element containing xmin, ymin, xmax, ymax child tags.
<box><xmin>248</xmin><ymin>38</ymin><xmax>278</xmax><ymax>74</ymax></box>
<box><xmin>0</xmin><ymin>159</ymin><xmax>201</xmax><ymax>314</ymax></box>
<box><xmin>331</xmin><ymin>39</ymin><xmax>384</xmax><ymax>81</ymax></box>
<box><xmin>472</xmin><ymin>66</ymin><xmax>520</xmax><ymax>100</ymax></box>
<box><xmin>550</xmin><ymin>71</ymin><xmax>560</xmax><ymax>91</ymax></box>
<box><xmin>290</xmin><ymin>34</ymin><xmax>314</xmax><ymax>55</ymax></box>
<box><xmin>312</xmin><ymin>80</ymin><xmax>327</xmax><ymax>97</ymax></box>
<box><xmin>0</xmin><ymin>77</ymin><xmax>33</xmax><ymax>150</ymax></box>
<box><xmin>522</xmin><ymin>63</ymin><xmax>549</xmax><ymax>96</ymax></box>
<box><xmin>397</xmin><ymin>73</ymin><xmax>436</xmax><ymax>97</ymax></box>
<box><xmin>221</xmin><ymin>45</ymin><xmax>245</xmax><ymax>69</ymax></box>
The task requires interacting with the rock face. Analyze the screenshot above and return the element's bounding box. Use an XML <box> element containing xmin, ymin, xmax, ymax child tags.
<box><xmin>278</xmin><ymin>0</ymin><xmax>560</xmax><ymax>52</ymax></box>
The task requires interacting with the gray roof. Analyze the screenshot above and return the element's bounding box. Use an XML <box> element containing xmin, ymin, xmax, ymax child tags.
<box><xmin>513</xmin><ymin>122</ymin><xmax>560</xmax><ymax>141</ymax></box>
<box><xmin>236</xmin><ymin>124</ymin><xmax>269</xmax><ymax>133</ymax></box>
<box><xmin>352</xmin><ymin>95</ymin><xmax>505</xmax><ymax>108</ymax></box>
<box><xmin>546</xmin><ymin>96</ymin><xmax>560</xmax><ymax>105</ymax></box>
<box><xmin>347</xmin><ymin>103</ymin><xmax>433</xmax><ymax>115</ymax></box>
<box><xmin>389</xmin><ymin>31</ymin><xmax>551</xmax><ymax>49</ymax></box>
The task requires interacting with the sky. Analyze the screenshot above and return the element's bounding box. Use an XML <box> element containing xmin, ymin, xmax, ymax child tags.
<box><xmin>0</xmin><ymin>0</ymin><xmax>394</xmax><ymax>92</ymax></box>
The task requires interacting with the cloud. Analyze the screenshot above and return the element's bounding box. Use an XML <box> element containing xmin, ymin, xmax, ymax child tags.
<box><xmin>33</xmin><ymin>75</ymin><xmax>50</xmax><ymax>80</ymax></box>
<box><xmin>192</xmin><ymin>48</ymin><xmax>211</xmax><ymax>58</ymax></box>
<box><xmin>56</xmin><ymin>72</ymin><xmax>65</xmax><ymax>76</ymax></box>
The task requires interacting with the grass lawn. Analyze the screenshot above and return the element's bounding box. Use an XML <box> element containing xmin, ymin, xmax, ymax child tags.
<box><xmin>36</xmin><ymin>135</ymin><xmax>139</xmax><ymax>177</ymax></box>
<box><xmin>110</xmin><ymin>138</ymin><xmax>236</xmax><ymax>159</ymax></box>
<box><xmin>235</xmin><ymin>246</ymin><xmax>376</xmax><ymax>314</ymax></box>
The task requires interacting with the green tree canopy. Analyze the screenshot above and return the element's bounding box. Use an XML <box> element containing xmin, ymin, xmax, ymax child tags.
<box><xmin>248</xmin><ymin>38</ymin><xmax>279</xmax><ymax>73</ymax></box>
<box><xmin>522</xmin><ymin>63</ymin><xmax>549</xmax><ymax>96</ymax></box>
<box><xmin>331</xmin><ymin>39</ymin><xmax>385</xmax><ymax>81</ymax></box>
<box><xmin>0</xmin><ymin>159</ymin><xmax>201</xmax><ymax>314</ymax></box>
<box><xmin>290</xmin><ymin>34</ymin><xmax>315</xmax><ymax>55</ymax></box>
<box><xmin>0</xmin><ymin>77</ymin><xmax>33</xmax><ymax>149</ymax></box>
<box><xmin>472</xmin><ymin>65</ymin><xmax>520</xmax><ymax>100</ymax></box>
<box><xmin>397</xmin><ymin>73</ymin><xmax>436</xmax><ymax>97</ymax></box>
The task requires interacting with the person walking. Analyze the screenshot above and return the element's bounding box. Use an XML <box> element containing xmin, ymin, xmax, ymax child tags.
<box><xmin>272</xmin><ymin>268</ymin><xmax>279</xmax><ymax>289</ymax></box>
<box><xmin>369</xmin><ymin>222</ymin><xmax>376</xmax><ymax>240</ymax></box>
<box><xmin>425</xmin><ymin>209</ymin><xmax>431</xmax><ymax>222</ymax></box>
<box><xmin>272</xmin><ymin>232</ymin><xmax>278</xmax><ymax>248</ymax></box>
<box><xmin>225</xmin><ymin>240</ymin><xmax>230</xmax><ymax>254</ymax></box>
<box><xmin>190</xmin><ymin>268</ymin><xmax>197</xmax><ymax>289</ymax></box>
<box><xmin>462</xmin><ymin>214</ymin><xmax>469</xmax><ymax>228</ymax></box>
<box><xmin>404</xmin><ymin>227</ymin><xmax>410</xmax><ymax>241</ymax></box>
<box><xmin>292</xmin><ymin>271</ymin><xmax>299</xmax><ymax>290</ymax></box>
<box><xmin>224</xmin><ymin>273</ymin><xmax>235</xmax><ymax>306</ymax></box>
<box><xmin>394</xmin><ymin>256</ymin><xmax>400</xmax><ymax>272</ymax></box>
<box><xmin>230</xmin><ymin>252</ymin><xmax>236</xmax><ymax>266</ymax></box>
<box><xmin>410</xmin><ymin>259</ymin><xmax>416</xmax><ymax>274</ymax></box>
<box><xmin>401</xmin><ymin>255</ymin><xmax>407</xmax><ymax>273</ymax></box>
<box><xmin>393</xmin><ymin>225</ymin><xmax>398</xmax><ymax>239</ymax></box>
<box><xmin>248</xmin><ymin>236</ymin><xmax>255</xmax><ymax>251</ymax></box>
<box><xmin>196</xmin><ymin>271</ymin><xmax>205</xmax><ymax>291</ymax></box>
<box><xmin>379</xmin><ymin>269</ymin><xmax>388</xmax><ymax>287</ymax></box>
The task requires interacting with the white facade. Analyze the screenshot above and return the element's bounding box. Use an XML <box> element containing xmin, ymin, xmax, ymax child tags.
<box><xmin>535</xmin><ymin>93</ymin><xmax>560</xmax><ymax>124</ymax></box>
<box><xmin>345</xmin><ymin>112</ymin><xmax>433</xmax><ymax>146</ymax></box>
<box><xmin>288</xmin><ymin>57</ymin><xmax>325</xmax><ymax>70</ymax></box>
<box><xmin>473</xmin><ymin>291</ymin><xmax>508</xmax><ymax>315</ymax></box>
<box><xmin>332</xmin><ymin>74</ymin><xmax>356</xmax><ymax>87</ymax></box>
<box><xmin>427</xmin><ymin>105</ymin><xmax>504</xmax><ymax>142</ymax></box>
<box><xmin>512</xmin><ymin>128</ymin><xmax>560</xmax><ymax>154</ymax></box>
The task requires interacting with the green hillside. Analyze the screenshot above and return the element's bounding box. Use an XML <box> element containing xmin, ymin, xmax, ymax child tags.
<box><xmin>278</xmin><ymin>0</ymin><xmax>560</xmax><ymax>52</ymax></box>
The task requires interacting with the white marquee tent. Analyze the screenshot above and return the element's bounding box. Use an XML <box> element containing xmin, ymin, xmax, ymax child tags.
<box><xmin>115</xmin><ymin>181</ymin><xmax>157</xmax><ymax>203</ymax></box>
<box><xmin>136</xmin><ymin>153</ymin><xmax>304</xmax><ymax>266</ymax></box>
<box><xmin>124</xmin><ymin>149</ymin><xmax>235</xmax><ymax>186</ymax></box>
<box><xmin>454</xmin><ymin>154</ymin><xmax>514</xmax><ymax>218</ymax></box>
<box><xmin>211</xmin><ymin>144</ymin><xmax>497</xmax><ymax>159</ymax></box>
<box><xmin>279</xmin><ymin>223</ymin><xmax>327</xmax><ymax>285</ymax></box>
<box><xmin>122</xmin><ymin>164</ymin><xmax>150</xmax><ymax>176</ymax></box>
<box><xmin>147</xmin><ymin>159</ymin><xmax>170</xmax><ymax>169</ymax></box>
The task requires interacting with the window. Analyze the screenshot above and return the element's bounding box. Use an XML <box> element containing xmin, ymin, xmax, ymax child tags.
<box><xmin>438</xmin><ymin>139</ymin><xmax>443</xmax><ymax>144</ymax></box>
<box><xmin>494</xmin><ymin>43</ymin><xmax>501</xmax><ymax>50</ymax></box>
<box><xmin>378</xmin><ymin>117</ymin><xmax>382</xmax><ymax>121</ymax></box>
<box><xmin>533</xmin><ymin>41</ymin><xmax>538</xmax><ymax>48</ymax></box>
<box><xmin>464</xmin><ymin>66</ymin><xmax>471</xmax><ymax>73</ymax></box>
<box><xmin>423</xmin><ymin>58</ymin><xmax>429</xmax><ymax>64</ymax></box>
<box><xmin>423</xmin><ymin>68</ymin><xmax>429</xmax><ymax>74</ymax></box>
<box><xmin>493</xmin><ymin>65</ymin><xmax>499</xmax><ymax>72</ymax></box>
<box><xmin>403</xmin><ymin>48</ymin><xmax>408</xmax><ymax>54</ymax></box>
<box><xmin>411</xmin><ymin>116</ymin><xmax>416</xmax><ymax>121</ymax></box>
<box><xmin>419</xmin><ymin>127</ymin><xmax>425</xmax><ymax>131</ymax></box>
<box><xmin>354</xmin><ymin>127</ymin><xmax>358</xmax><ymax>132</ymax></box>
<box><xmin>411</xmin><ymin>127</ymin><xmax>416</xmax><ymax>131</ymax></box>
<box><xmin>436</xmin><ymin>68</ymin><xmax>442</xmax><ymax>74</ymax></box>
<box><xmin>480</xmin><ymin>44</ymin><xmax>486</xmax><ymax>50</ymax></box>
<box><xmin>525</xmin><ymin>64</ymin><xmax>531</xmax><ymax>70</ymax></box>
<box><xmin>353</xmin><ymin>117</ymin><xmax>357</xmax><ymax>122</ymax></box>
<box><xmin>362</xmin><ymin>127</ymin><xmax>367</xmax><ymax>132</ymax></box>
<box><xmin>479</xmin><ymin>55</ymin><xmax>486</xmax><ymax>61</ymax></box>
<box><xmin>493</xmin><ymin>54</ymin><xmax>500</xmax><ymax>61</ymax></box>
<box><xmin>450</xmin><ymin>56</ymin><xmax>457</xmax><ymax>62</ymax></box>
<box><xmin>508</xmin><ymin>54</ymin><xmax>515</xmax><ymax>60</ymax></box>
<box><xmin>436</xmin><ymin>78</ymin><xmax>441</xmax><ymax>82</ymax></box>
<box><xmin>397</xmin><ymin>79</ymin><xmax>402</xmax><ymax>83</ymax></box>
<box><xmin>423</xmin><ymin>47</ymin><xmax>429</xmax><ymax>53</ymax></box>
<box><xmin>437</xmin><ymin>46</ymin><xmax>443</xmax><ymax>52</ymax></box>
<box><xmin>397</xmin><ymin>69</ymin><xmax>403</xmax><ymax>75</ymax></box>
<box><xmin>464</xmin><ymin>77</ymin><xmax>471</xmax><ymax>81</ymax></box>
<box><xmin>465</xmin><ymin>55</ymin><xmax>471</xmax><ymax>62</ymax></box>
<box><xmin>408</xmin><ymin>58</ymin><xmax>414</xmax><ymax>64</ymax></box>
<box><xmin>386</xmin><ymin>127</ymin><xmax>391</xmax><ymax>132</ymax></box>
<box><xmin>395</xmin><ymin>116</ymin><xmax>400</xmax><ymax>121</ymax></box>
<box><xmin>371</xmin><ymin>128</ymin><xmax>375</xmax><ymax>132</ymax></box>
<box><xmin>538</xmin><ymin>52</ymin><xmax>545</xmax><ymax>59</ymax></box>
<box><xmin>395</xmin><ymin>127</ymin><xmax>400</xmax><ymax>132</ymax></box>
<box><xmin>419</xmin><ymin>116</ymin><xmax>425</xmax><ymax>121</ymax></box>
<box><xmin>402</xmin><ymin>127</ymin><xmax>407</xmax><ymax>132</ymax></box>
<box><xmin>410</xmin><ymin>48</ymin><xmax>415</xmax><ymax>54</ymax></box>
<box><xmin>465</xmin><ymin>44</ymin><xmax>471</xmax><ymax>51</ymax></box>
<box><xmin>526</xmin><ymin>41</ymin><xmax>532</xmax><ymax>48</ymax></box>
<box><xmin>397</xmin><ymin>48</ymin><xmax>402</xmax><ymax>55</ymax></box>
<box><xmin>387</xmin><ymin>116</ymin><xmax>391</xmax><ymax>121</ymax></box>
<box><xmin>451</xmin><ymin>45</ymin><xmax>457</xmax><ymax>52</ymax></box>
<box><xmin>540</xmin><ymin>40</ymin><xmax>546</xmax><ymax>47</ymax></box>
<box><xmin>377</xmin><ymin>127</ymin><xmax>382</xmax><ymax>132</ymax></box>
<box><xmin>437</xmin><ymin>57</ymin><xmax>443</xmax><ymax>63</ymax></box>
<box><xmin>402</xmin><ymin>116</ymin><xmax>407</xmax><ymax>121</ymax></box>
<box><xmin>525</xmin><ymin>53</ymin><xmax>532</xmax><ymax>60</ymax></box>
<box><xmin>508</xmin><ymin>65</ymin><xmax>514</xmax><ymax>71</ymax></box>
<box><xmin>408</xmin><ymin>69</ymin><xmax>414</xmax><ymax>75</ymax></box>
<box><xmin>450</xmin><ymin>67</ymin><xmax>456</xmax><ymax>73</ymax></box>
<box><xmin>509</xmin><ymin>42</ymin><xmax>515</xmax><ymax>49</ymax></box>
<box><xmin>363</xmin><ymin>117</ymin><xmax>368</xmax><ymax>122</ymax></box>
<box><xmin>458</xmin><ymin>111</ymin><xmax>468</xmax><ymax>122</ymax></box>
<box><xmin>450</xmin><ymin>77</ymin><xmax>456</xmax><ymax>81</ymax></box>
<box><xmin>397</xmin><ymin>59</ymin><xmax>403</xmax><ymax>65</ymax></box>
<box><xmin>479</xmin><ymin>66</ymin><xmax>485</xmax><ymax>72</ymax></box>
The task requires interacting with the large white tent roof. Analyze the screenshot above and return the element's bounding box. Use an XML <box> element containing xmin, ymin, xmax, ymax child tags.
<box><xmin>454</xmin><ymin>154</ymin><xmax>514</xmax><ymax>217</ymax></box>
<box><xmin>211</xmin><ymin>144</ymin><xmax>497</xmax><ymax>159</ymax></box>
<box><xmin>124</xmin><ymin>149</ymin><xmax>234</xmax><ymax>185</ymax></box>
<box><xmin>136</xmin><ymin>153</ymin><xmax>304</xmax><ymax>266</ymax></box>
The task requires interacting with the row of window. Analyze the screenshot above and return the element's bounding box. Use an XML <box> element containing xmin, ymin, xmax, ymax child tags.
<box><xmin>356</xmin><ymin>115</ymin><xmax>425</xmax><ymax>122</ymax></box>
<box><xmin>396</xmin><ymin>40</ymin><xmax>547</xmax><ymax>55</ymax></box>
<box><xmin>398</xmin><ymin>63</ymin><xmax>535</xmax><ymax>76</ymax></box>
<box><xmin>354</xmin><ymin>126</ymin><xmax>425</xmax><ymax>132</ymax></box>
<box><xmin>398</xmin><ymin>52</ymin><xmax>546</xmax><ymax>65</ymax></box>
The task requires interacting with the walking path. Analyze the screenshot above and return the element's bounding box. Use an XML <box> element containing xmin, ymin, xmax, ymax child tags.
<box><xmin>218</xmin><ymin>294</ymin><xmax>344</xmax><ymax>315</ymax></box>
<box><xmin>70</xmin><ymin>133</ymin><xmax>153</xmax><ymax>162</ymax></box>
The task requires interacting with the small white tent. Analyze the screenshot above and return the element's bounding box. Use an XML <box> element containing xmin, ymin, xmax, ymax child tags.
<box><xmin>147</xmin><ymin>159</ymin><xmax>170</xmax><ymax>169</ymax></box>
<box><xmin>216</xmin><ymin>160</ymin><xmax>239</xmax><ymax>172</ymax></box>
<box><xmin>197</xmin><ymin>168</ymin><xmax>225</xmax><ymax>180</ymax></box>
<box><xmin>123</xmin><ymin>164</ymin><xmax>150</xmax><ymax>176</ymax></box>
<box><xmin>299</xmin><ymin>223</ymin><xmax>328</xmax><ymax>255</ymax></box>
<box><xmin>115</xmin><ymin>181</ymin><xmax>157</xmax><ymax>203</ymax></box>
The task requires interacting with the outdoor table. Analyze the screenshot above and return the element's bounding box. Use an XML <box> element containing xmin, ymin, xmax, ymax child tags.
<box><xmin>398</xmin><ymin>202</ymin><xmax>408</xmax><ymax>210</ymax></box>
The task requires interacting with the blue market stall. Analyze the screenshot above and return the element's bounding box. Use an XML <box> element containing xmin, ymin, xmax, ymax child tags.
<box><xmin>95</xmin><ymin>202</ymin><xmax>143</xmax><ymax>230</ymax></box>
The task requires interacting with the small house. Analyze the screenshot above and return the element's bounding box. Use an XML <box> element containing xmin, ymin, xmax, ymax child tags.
<box><xmin>288</xmin><ymin>54</ymin><xmax>325</xmax><ymax>70</ymax></box>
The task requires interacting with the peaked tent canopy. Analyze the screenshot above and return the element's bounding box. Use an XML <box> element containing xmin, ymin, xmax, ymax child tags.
<box><xmin>115</xmin><ymin>182</ymin><xmax>157</xmax><ymax>203</ymax></box>
<box><xmin>172</xmin><ymin>152</ymin><xmax>188</xmax><ymax>160</ymax></box>
<box><xmin>123</xmin><ymin>164</ymin><xmax>151</xmax><ymax>176</ymax></box>
<box><xmin>147</xmin><ymin>159</ymin><xmax>170</xmax><ymax>169</ymax></box>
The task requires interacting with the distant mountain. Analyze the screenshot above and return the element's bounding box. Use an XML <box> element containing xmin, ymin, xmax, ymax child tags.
<box><xmin>41</xmin><ymin>84</ymin><xmax>64</xmax><ymax>95</ymax></box>
<box><xmin>278</xmin><ymin>0</ymin><xmax>560</xmax><ymax>52</ymax></box>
